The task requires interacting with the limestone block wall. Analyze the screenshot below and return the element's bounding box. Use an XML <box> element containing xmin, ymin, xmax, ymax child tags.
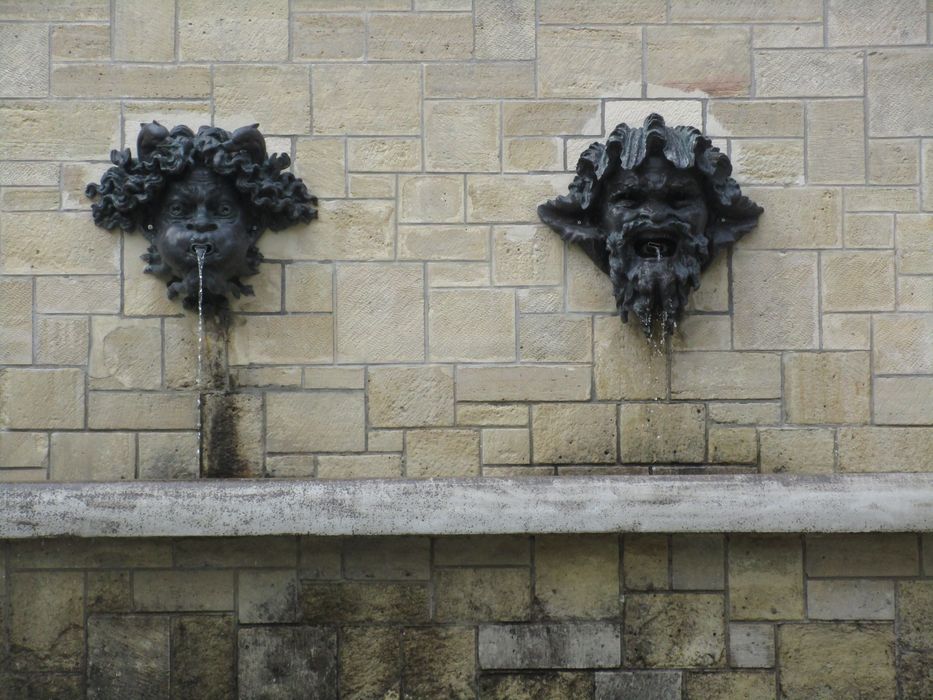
<box><xmin>0</xmin><ymin>0</ymin><xmax>930</xmax><ymax>480</ymax></box>
<box><xmin>0</xmin><ymin>533</ymin><xmax>931</xmax><ymax>698</ymax></box>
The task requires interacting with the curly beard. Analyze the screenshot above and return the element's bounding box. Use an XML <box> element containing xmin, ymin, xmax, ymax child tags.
<box><xmin>607</xmin><ymin>219</ymin><xmax>709</xmax><ymax>337</ymax></box>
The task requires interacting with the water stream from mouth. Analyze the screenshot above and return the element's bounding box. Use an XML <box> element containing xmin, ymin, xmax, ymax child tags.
<box><xmin>195</xmin><ymin>247</ymin><xmax>206</xmax><ymax>473</ymax></box>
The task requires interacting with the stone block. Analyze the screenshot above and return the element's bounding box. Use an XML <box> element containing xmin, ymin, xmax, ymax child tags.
<box><xmin>868</xmin><ymin>50</ymin><xmax>933</xmax><ymax>137</ymax></box>
<box><xmin>468</xmin><ymin>174</ymin><xmax>570</xmax><ymax>223</ymax></box>
<box><xmin>368</xmin><ymin>12</ymin><xmax>472</xmax><ymax>60</ymax></box>
<box><xmin>88</xmin><ymin>317</ymin><xmax>161</xmax><ymax>390</ymax></box>
<box><xmin>729</xmin><ymin>623</ymin><xmax>775</xmax><ymax>668</ymax></box>
<box><xmin>0</xmin><ymin>432</ymin><xmax>47</xmax><ymax>469</ymax></box>
<box><xmin>138</xmin><ymin>432</ymin><xmax>198</xmax><ymax>480</ymax></box>
<box><xmin>294</xmin><ymin>138</ymin><xmax>345</xmax><ymax>199</ymax></box>
<box><xmin>429</xmin><ymin>289</ymin><xmax>516</xmax><ymax>362</ymax></box>
<box><xmin>822</xmin><ymin>313</ymin><xmax>871</xmax><ymax>350</ymax></box>
<box><xmin>214</xmin><ymin>65</ymin><xmax>310</xmax><ymax>134</ymax></box>
<box><xmin>238</xmin><ymin>570</ymin><xmax>298</xmax><ymax>624</ymax></box>
<box><xmin>708</xmin><ymin>426</ymin><xmax>757</xmax><ymax>464</ymax></box>
<box><xmin>807</xmin><ymin>534</ymin><xmax>919</xmax><ymax>576</ymax></box>
<box><xmin>518</xmin><ymin>315</ymin><xmax>590</xmax><ymax>363</ymax></box>
<box><xmin>898</xmin><ymin>580</ymin><xmax>933</xmax><ymax>649</ymax></box>
<box><xmin>730</xmin><ymin>139</ymin><xmax>805</xmax><ymax>185</ymax></box>
<box><xmin>504</xmin><ymin>137</ymin><xmax>563</xmax><ymax>172</ymax></box>
<box><xmin>484</xmin><ymin>672</ymin><xmax>595</xmax><ymax>700</ymax></box>
<box><xmin>594</xmin><ymin>317</ymin><xmax>668</xmax><ymax>400</ymax></box>
<box><xmin>0</xmin><ymin>101</ymin><xmax>119</xmax><ymax>160</ymax></box>
<box><xmin>474</xmin><ymin>0</ymin><xmax>534</xmax><ymax>59</ymax></box>
<box><xmin>318</xmin><ymin>454</ymin><xmax>403</xmax><ymax>479</ymax></box>
<box><xmin>406</xmin><ymin>429</ymin><xmax>480</xmax><ymax>477</ymax></box>
<box><xmin>11</xmin><ymin>539</ymin><xmax>171</xmax><ymax>569</ymax></box>
<box><xmin>518</xmin><ymin>287</ymin><xmax>563</xmax><ymax>313</ymax></box>
<box><xmin>729</xmin><ymin>535</ymin><xmax>804</xmax><ymax>620</ymax></box>
<box><xmin>624</xmin><ymin>594</ymin><xmax>725</xmax><ymax>667</ymax></box>
<box><xmin>623</xmin><ymin>535</ymin><xmax>669</xmax><ymax>591</ymax></box>
<box><xmin>34</xmin><ymin>276</ymin><xmax>118</xmax><ymax>314</ymax></box>
<box><xmin>339</xmin><ymin>626</ymin><xmax>400</xmax><ymax>699</ymax></box>
<box><xmin>262</xmin><ymin>201</ymin><xmax>394</xmax><ymax>261</ymax></box>
<box><xmin>435</xmin><ymin>567</ymin><xmax>531</xmax><ymax>622</ymax></box>
<box><xmin>227</xmin><ymin>315</ymin><xmax>333</xmax><ymax>366</ymax></box>
<box><xmin>503</xmin><ymin>101</ymin><xmax>601</xmax><ymax>137</ymax></box>
<box><xmin>170</xmin><ymin>615</ymin><xmax>236</xmax><ymax>700</ymax></box>
<box><xmin>755</xmin><ymin>49</ymin><xmax>863</xmax><ymax>97</ymax></box>
<box><xmin>672</xmin><ymin>535</ymin><xmax>724</xmax><ymax>590</ymax></box>
<box><xmin>822</xmin><ymin>251</ymin><xmax>895</xmax><ymax>311</ymax></box>
<box><xmin>845</xmin><ymin>213</ymin><xmax>894</xmax><ymax>248</ymax></box>
<box><xmin>313</xmin><ymin>64</ymin><xmax>420</xmax><ymax>135</ymax></box>
<box><xmin>343</xmin><ymin>537</ymin><xmax>430</xmax><ymax>580</ymax></box>
<box><xmin>266</xmin><ymin>391</ymin><xmax>365</xmax><ymax>453</ymax></box>
<box><xmin>733</xmin><ymin>251</ymin><xmax>818</xmax><ymax>349</ymax></box>
<box><xmin>113</xmin><ymin>0</ymin><xmax>174</xmax><ymax>60</ymax></box>
<box><xmin>670</xmin><ymin>0</ymin><xmax>819</xmax><ymax>21</ymax></box>
<box><xmin>293</xmin><ymin>13</ymin><xmax>366</xmax><ymax>60</ymax></box>
<box><xmin>672</xmin><ymin>352</ymin><xmax>781</xmax><ymax>399</ymax></box>
<box><xmin>88</xmin><ymin>392</ymin><xmax>197</xmax><ymax>430</ymax></box>
<box><xmin>238</xmin><ymin>627</ymin><xmax>336</xmax><ymax>699</ymax></box>
<box><xmin>759</xmin><ymin>428</ymin><xmax>835</xmax><ymax>474</ymax></box>
<box><xmin>399</xmin><ymin>175</ymin><xmax>464</xmax><ymax>223</ymax></box>
<box><xmin>87</xmin><ymin>571</ymin><xmax>132</xmax><ymax>614</ymax></box>
<box><xmin>838</xmin><ymin>427</ymin><xmax>933</xmax><ymax>471</ymax></box>
<box><xmin>50</xmin><ymin>432</ymin><xmax>135</xmax><ymax>482</ymax></box>
<box><xmin>299</xmin><ymin>537</ymin><xmax>342</xmax><ymax>580</ymax></box>
<box><xmin>875</xmin><ymin>377</ymin><xmax>933</xmax><ymax>425</ymax></box>
<box><xmin>620</xmin><ymin>403</ymin><xmax>706</xmax><ymax>464</ymax></box>
<box><xmin>1</xmin><ymin>211</ymin><xmax>119</xmax><ymax>275</ymax></box>
<box><xmin>594</xmin><ymin>671</ymin><xmax>681</xmax><ymax>700</ymax></box>
<box><xmin>685</xmin><ymin>672</ymin><xmax>775</xmax><ymax>699</ymax></box>
<box><xmin>532</xmin><ymin>403</ymin><xmax>617</xmax><ymax>464</ymax></box>
<box><xmin>302</xmin><ymin>582</ymin><xmax>429</xmax><ymax>624</ymax></box>
<box><xmin>434</xmin><ymin>535</ymin><xmax>531</xmax><ymax>566</ymax></box>
<box><xmin>398</xmin><ymin>226</ymin><xmax>488</xmax><ymax>261</ymax></box>
<box><xmin>899</xmin><ymin>647</ymin><xmax>933</xmax><ymax>700</ymax></box>
<box><xmin>348</xmin><ymin>174</ymin><xmax>394</xmax><ymax>198</ymax></box>
<box><xmin>367</xmin><ymin>365</ymin><xmax>454</xmax><ymax>429</ymax></box>
<box><xmin>806</xmin><ymin>100</ymin><xmax>866</xmax><ymax>186</ymax></box>
<box><xmin>283</xmin><ymin>263</ymin><xmax>332</xmax><ymax>313</ymax></box>
<box><xmin>425</xmin><ymin>101</ymin><xmax>500</xmax><ymax>172</ymax></box>
<box><xmin>10</xmin><ymin>571</ymin><xmax>84</xmax><ymax>671</ymax></box>
<box><xmin>0</xmin><ymin>368</ymin><xmax>84</xmax><ymax>429</ymax></box>
<box><xmin>35</xmin><ymin>316</ymin><xmax>88</xmax><ymax>365</ymax></box>
<box><xmin>873</xmin><ymin>314</ymin><xmax>933</xmax><ymax>374</ymax></box>
<box><xmin>492</xmin><ymin>225</ymin><xmax>563</xmax><ymax>286</ymax></box>
<box><xmin>87</xmin><ymin>616</ymin><xmax>169</xmax><ymax>697</ymax></box>
<box><xmin>482</xmin><ymin>428</ymin><xmax>530</xmax><ymax>465</ymax></box>
<box><xmin>535</xmin><ymin>535</ymin><xmax>620</xmax><ymax>619</ymax></box>
<box><xmin>0</xmin><ymin>24</ymin><xmax>48</xmax><ymax>97</ymax></box>
<box><xmin>425</xmin><ymin>62</ymin><xmax>536</xmax><ymax>99</ymax></box>
<box><xmin>52</xmin><ymin>64</ymin><xmax>210</xmax><ymax>99</ymax></box>
<box><xmin>402</xmin><ymin>627</ymin><xmax>475</xmax><ymax>698</ymax></box>
<box><xmin>846</xmin><ymin>185</ymin><xmax>918</xmax><ymax>211</ymax></box>
<box><xmin>784</xmin><ymin>352</ymin><xmax>870</xmax><ymax>424</ymax></box>
<box><xmin>709</xmin><ymin>402</ymin><xmax>781</xmax><ymax>425</ymax></box>
<box><xmin>742</xmin><ymin>187</ymin><xmax>841</xmax><ymax>249</ymax></box>
<box><xmin>458</xmin><ymin>365</ymin><xmax>590</xmax><ymax>401</ymax></box>
<box><xmin>135</xmin><ymin>571</ymin><xmax>234</xmax><ymax>612</ymax></box>
<box><xmin>1</xmin><ymin>186</ymin><xmax>59</xmax><ymax>211</ymax></box>
<box><xmin>870</xmin><ymin>139</ymin><xmax>920</xmax><ymax>184</ymax></box>
<box><xmin>538</xmin><ymin>26</ymin><xmax>641</xmax><ymax>98</ymax></box>
<box><xmin>348</xmin><ymin>137</ymin><xmax>421</xmax><ymax>173</ymax></box>
<box><xmin>52</xmin><ymin>23</ymin><xmax>110</xmax><ymax>61</ymax></box>
<box><xmin>179</xmin><ymin>0</ymin><xmax>288</xmax><ymax>61</ymax></box>
<box><xmin>829</xmin><ymin>0</ymin><xmax>925</xmax><ymax>44</ymax></box>
<box><xmin>808</xmin><ymin>579</ymin><xmax>895</xmax><ymax>620</ymax></box>
<box><xmin>707</xmin><ymin>100</ymin><xmax>804</xmax><ymax>137</ymax></box>
<box><xmin>897</xmin><ymin>277</ymin><xmax>933</xmax><ymax>312</ymax></box>
<box><xmin>479</xmin><ymin>623</ymin><xmax>621</xmax><ymax>669</ymax></box>
<box><xmin>336</xmin><ymin>263</ymin><xmax>424</xmax><ymax>362</ymax></box>
<box><xmin>647</xmin><ymin>27</ymin><xmax>750</xmax><ymax>97</ymax></box>
<box><xmin>174</xmin><ymin>537</ymin><xmax>295</xmax><ymax>569</ymax></box>
<box><xmin>0</xmin><ymin>278</ymin><xmax>31</xmax><ymax>364</ymax></box>
<box><xmin>778</xmin><ymin>623</ymin><xmax>895</xmax><ymax>699</ymax></box>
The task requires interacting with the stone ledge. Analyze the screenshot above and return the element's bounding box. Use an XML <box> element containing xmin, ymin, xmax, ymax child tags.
<box><xmin>2</xmin><ymin>474</ymin><xmax>931</xmax><ymax>538</ymax></box>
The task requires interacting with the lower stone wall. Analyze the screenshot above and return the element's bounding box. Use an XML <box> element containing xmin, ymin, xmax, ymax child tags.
<box><xmin>1</xmin><ymin>534</ymin><xmax>931</xmax><ymax>699</ymax></box>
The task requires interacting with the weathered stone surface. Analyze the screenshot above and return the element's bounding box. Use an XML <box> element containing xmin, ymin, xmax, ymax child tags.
<box><xmin>672</xmin><ymin>352</ymin><xmax>781</xmax><ymax>399</ymax></box>
<box><xmin>474</xmin><ymin>0</ymin><xmax>535</xmax><ymax>60</ymax></box>
<box><xmin>685</xmin><ymin>671</ymin><xmax>775</xmax><ymax>700</ymax></box>
<box><xmin>35</xmin><ymin>316</ymin><xmax>88</xmax><ymax>365</ymax></box>
<box><xmin>756</xmin><ymin>49</ymin><xmax>863</xmax><ymax>97</ymax></box>
<box><xmin>425</xmin><ymin>62</ymin><xmax>536</xmax><ymax>99</ymax></box>
<box><xmin>434</xmin><ymin>535</ymin><xmax>531</xmax><ymax>566</ymax></box>
<box><xmin>88</xmin><ymin>392</ymin><xmax>197</xmax><ymax>431</ymax></box>
<box><xmin>0</xmin><ymin>278</ymin><xmax>31</xmax><ymax>364</ymax></box>
<box><xmin>868</xmin><ymin>50</ymin><xmax>933</xmax><ymax>137</ymax></box>
<box><xmin>538</xmin><ymin>26</ymin><xmax>641</xmax><ymax>98</ymax></box>
<box><xmin>873</xmin><ymin>314</ymin><xmax>933</xmax><ymax>374</ymax></box>
<box><xmin>741</xmin><ymin>187</ymin><xmax>841</xmax><ymax>249</ymax></box>
<box><xmin>492</xmin><ymin>225</ymin><xmax>563</xmax><ymax>286</ymax></box>
<box><xmin>0</xmin><ymin>101</ymin><xmax>119</xmax><ymax>160</ymax></box>
<box><xmin>479</xmin><ymin>623</ymin><xmax>621</xmax><ymax>669</ymax></box>
<box><xmin>482</xmin><ymin>428</ymin><xmax>530</xmax><ymax>465</ymax></box>
<box><xmin>435</xmin><ymin>567</ymin><xmax>531</xmax><ymax>622</ymax></box>
<box><xmin>283</xmin><ymin>263</ymin><xmax>332</xmax><ymax>313</ymax></box>
<box><xmin>299</xmin><ymin>537</ymin><xmax>342</xmax><ymax>580</ymax></box>
<box><xmin>87</xmin><ymin>571</ymin><xmax>132</xmax><ymax>614</ymax></box>
<box><xmin>239</xmin><ymin>571</ymin><xmax>298</xmax><ymax>624</ymax></box>
<box><xmin>179</xmin><ymin>0</ymin><xmax>288</xmax><ymax>61</ymax></box>
<box><xmin>708</xmin><ymin>426</ymin><xmax>757</xmax><ymax>464</ymax></box>
<box><xmin>807</xmin><ymin>579</ymin><xmax>895</xmax><ymax>620</ymax></box>
<box><xmin>201</xmin><ymin>392</ymin><xmax>263</xmax><ymax>478</ymax></box>
<box><xmin>829</xmin><ymin>0</ymin><xmax>925</xmax><ymax>44</ymax></box>
<box><xmin>672</xmin><ymin>535</ymin><xmax>724</xmax><ymax>590</ymax></box>
<box><xmin>535</xmin><ymin>535</ymin><xmax>619</xmax><ymax>619</ymax></box>
<box><xmin>733</xmin><ymin>251</ymin><xmax>819</xmax><ymax>349</ymax></box>
<box><xmin>238</xmin><ymin>627</ymin><xmax>337</xmax><ymax>700</ymax></box>
<box><xmin>402</xmin><ymin>627</ymin><xmax>475</xmax><ymax>699</ymax></box>
<box><xmin>266</xmin><ymin>392</ymin><xmax>365</xmax><ymax>453</ymax></box>
<box><xmin>88</xmin><ymin>317</ymin><xmax>161</xmax><ymax>390</ymax></box>
<box><xmin>532</xmin><ymin>403</ymin><xmax>617</xmax><ymax>464</ymax></box>
<box><xmin>505</xmin><ymin>137</ymin><xmax>563</xmax><ymax>172</ymax></box>
<box><xmin>317</xmin><ymin>455</ymin><xmax>403</xmax><ymax>479</ymax></box>
<box><xmin>0</xmin><ymin>24</ymin><xmax>47</xmax><ymax>97</ymax></box>
<box><xmin>134</xmin><ymin>571</ymin><xmax>234</xmax><ymax>612</ymax></box>
<box><xmin>52</xmin><ymin>23</ymin><xmax>110</xmax><ymax>61</ymax></box>
<box><xmin>778</xmin><ymin>623</ymin><xmax>895</xmax><ymax>699</ymax></box>
<box><xmin>594</xmin><ymin>671</ymin><xmax>682</xmax><ymax>700</ymax></box>
<box><xmin>900</xmin><ymin>648</ymin><xmax>933</xmax><ymax>700</ymax></box>
<box><xmin>707</xmin><ymin>100</ymin><xmax>804</xmax><ymax>137</ymax></box>
<box><xmin>302</xmin><ymin>582</ymin><xmax>430</xmax><ymax>624</ymax></box>
<box><xmin>623</xmin><ymin>535</ymin><xmax>669</xmax><ymax>591</ymax></box>
<box><xmin>730</xmin><ymin>139</ymin><xmax>805</xmax><ymax>185</ymax></box>
<box><xmin>729</xmin><ymin>535</ymin><xmax>804</xmax><ymax>620</ymax></box>
<box><xmin>0</xmin><ymin>368</ymin><xmax>84</xmax><ymax>429</ymax></box>
<box><xmin>314</xmin><ymin>64</ymin><xmax>420</xmax><ymax>135</ymax></box>
<box><xmin>624</xmin><ymin>594</ymin><xmax>725</xmax><ymax>668</ymax></box>
<box><xmin>336</xmin><ymin>263</ymin><xmax>425</xmax><ymax>363</ymax></box>
<box><xmin>822</xmin><ymin>313</ymin><xmax>871</xmax><ymax>350</ymax></box>
<box><xmin>343</xmin><ymin>537</ymin><xmax>430</xmax><ymax>580</ymax></box>
<box><xmin>870</xmin><ymin>139</ymin><xmax>919</xmax><ymax>185</ymax></box>
<box><xmin>806</xmin><ymin>534</ymin><xmax>919</xmax><ymax>576</ymax></box>
<box><xmin>468</xmin><ymin>174</ymin><xmax>570</xmax><ymax>222</ymax></box>
<box><xmin>806</xmin><ymin>99</ymin><xmax>865</xmax><ymax>184</ymax></box>
<box><xmin>50</xmin><ymin>432</ymin><xmax>135</xmax><ymax>482</ymax></box>
<box><xmin>429</xmin><ymin>289</ymin><xmax>516</xmax><ymax>362</ymax></box>
<box><xmin>52</xmin><ymin>64</ymin><xmax>210</xmax><ymax>99</ymax></box>
<box><xmin>171</xmin><ymin>615</ymin><xmax>236</xmax><ymax>700</ymax></box>
<box><xmin>709</xmin><ymin>402</ymin><xmax>781</xmax><ymax>425</ymax></box>
<box><xmin>174</xmin><ymin>537</ymin><xmax>295</xmax><ymax>569</ymax></box>
<box><xmin>399</xmin><ymin>175</ymin><xmax>464</xmax><ymax>223</ymax></box>
<box><xmin>10</xmin><ymin>572</ymin><xmax>84</xmax><ymax>671</ymax></box>
<box><xmin>293</xmin><ymin>13</ymin><xmax>365</xmax><ymax>60</ymax></box>
<box><xmin>759</xmin><ymin>429</ymin><xmax>835</xmax><ymax>474</ymax></box>
<box><xmin>262</xmin><ymin>201</ymin><xmax>394</xmax><ymax>261</ymax></box>
<box><xmin>483</xmin><ymin>672</ymin><xmax>595</xmax><ymax>700</ymax></box>
<box><xmin>113</xmin><ymin>0</ymin><xmax>174</xmax><ymax>60</ymax></box>
<box><xmin>11</xmin><ymin>539</ymin><xmax>170</xmax><ymax>569</ymax></box>
<box><xmin>729</xmin><ymin>623</ymin><xmax>775</xmax><ymax>668</ymax></box>
<box><xmin>35</xmin><ymin>276</ymin><xmax>119</xmax><ymax>314</ymax></box>
<box><xmin>594</xmin><ymin>317</ymin><xmax>668</xmax><ymax>400</ymax></box>
<box><xmin>0</xmin><ymin>432</ymin><xmax>47</xmax><ymax>469</ymax></box>
<box><xmin>214</xmin><ymin>65</ymin><xmax>310</xmax><ymax>134</ymax></box>
<box><xmin>339</xmin><ymin>626</ymin><xmax>400</xmax><ymax>700</ymax></box>
<box><xmin>1</xmin><ymin>211</ymin><xmax>119</xmax><ymax>275</ymax></box>
<box><xmin>458</xmin><ymin>366</ymin><xmax>591</xmax><ymax>401</ymax></box>
<box><xmin>368</xmin><ymin>365</ymin><xmax>454</xmax><ymax>428</ymax></box>
<box><xmin>874</xmin><ymin>377</ymin><xmax>933</xmax><ymax>425</ymax></box>
<box><xmin>821</xmin><ymin>251</ymin><xmax>895</xmax><ymax>311</ymax></box>
<box><xmin>504</xmin><ymin>101</ymin><xmax>601</xmax><ymax>137</ymax></box>
<box><xmin>406</xmin><ymin>429</ymin><xmax>480</xmax><ymax>477</ymax></box>
<box><xmin>620</xmin><ymin>403</ymin><xmax>706</xmax><ymax>464</ymax></box>
<box><xmin>87</xmin><ymin>615</ymin><xmax>169</xmax><ymax>699</ymax></box>
<box><xmin>784</xmin><ymin>352</ymin><xmax>871</xmax><ymax>424</ymax></box>
<box><xmin>647</xmin><ymin>27</ymin><xmax>750</xmax><ymax>97</ymax></box>
<box><xmin>898</xmin><ymin>581</ymin><xmax>933</xmax><ymax>650</ymax></box>
<box><xmin>425</xmin><ymin>101</ymin><xmax>500</xmax><ymax>172</ymax></box>
<box><xmin>293</xmin><ymin>138</ymin><xmax>345</xmax><ymax>198</ymax></box>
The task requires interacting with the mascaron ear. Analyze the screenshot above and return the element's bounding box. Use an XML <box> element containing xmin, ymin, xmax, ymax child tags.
<box><xmin>537</xmin><ymin>200</ymin><xmax>610</xmax><ymax>274</ymax></box>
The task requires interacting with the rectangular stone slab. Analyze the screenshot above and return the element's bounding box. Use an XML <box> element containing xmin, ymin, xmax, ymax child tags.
<box><xmin>0</xmin><ymin>474</ymin><xmax>931</xmax><ymax>538</ymax></box>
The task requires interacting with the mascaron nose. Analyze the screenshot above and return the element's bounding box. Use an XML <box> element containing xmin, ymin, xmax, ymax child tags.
<box><xmin>187</xmin><ymin>219</ymin><xmax>217</xmax><ymax>233</ymax></box>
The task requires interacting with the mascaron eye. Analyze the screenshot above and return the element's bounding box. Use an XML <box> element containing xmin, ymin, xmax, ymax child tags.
<box><xmin>217</xmin><ymin>203</ymin><xmax>233</xmax><ymax>216</ymax></box>
<box><xmin>168</xmin><ymin>203</ymin><xmax>185</xmax><ymax>217</ymax></box>
<box><xmin>610</xmin><ymin>191</ymin><xmax>639</xmax><ymax>206</ymax></box>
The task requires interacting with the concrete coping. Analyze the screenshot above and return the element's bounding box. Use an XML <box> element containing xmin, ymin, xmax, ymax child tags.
<box><xmin>1</xmin><ymin>474</ymin><xmax>931</xmax><ymax>538</ymax></box>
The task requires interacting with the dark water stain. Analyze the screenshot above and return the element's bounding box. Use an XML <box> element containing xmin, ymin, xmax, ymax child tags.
<box><xmin>200</xmin><ymin>392</ymin><xmax>259</xmax><ymax>478</ymax></box>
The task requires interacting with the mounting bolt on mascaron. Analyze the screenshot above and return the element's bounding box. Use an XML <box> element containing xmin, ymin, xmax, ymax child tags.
<box><xmin>538</xmin><ymin>113</ymin><xmax>763</xmax><ymax>339</ymax></box>
<box><xmin>86</xmin><ymin>122</ymin><xmax>318</xmax><ymax>319</ymax></box>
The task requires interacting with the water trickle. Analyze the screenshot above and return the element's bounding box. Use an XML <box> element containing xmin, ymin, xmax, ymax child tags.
<box><xmin>195</xmin><ymin>246</ymin><xmax>207</xmax><ymax>472</ymax></box>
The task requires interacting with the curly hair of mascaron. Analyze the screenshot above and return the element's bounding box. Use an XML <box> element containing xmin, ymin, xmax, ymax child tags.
<box><xmin>85</xmin><ymin>122</ymin><xmax>318</xmax><ymax>234</ymax></box>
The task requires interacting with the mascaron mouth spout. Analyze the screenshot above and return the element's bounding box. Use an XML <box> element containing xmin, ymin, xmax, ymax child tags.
<box><xmin>630</xmin><ymin>229</ymin><xmax>679</xmax><ymax>258</ymax></box>
<box><xmin>189</xmin><ymin>242</ymin><xmax>215</xmax><ymax>258</ymax></box>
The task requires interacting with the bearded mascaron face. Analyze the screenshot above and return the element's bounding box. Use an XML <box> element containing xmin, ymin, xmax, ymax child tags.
<box><xmin>149</xmin><ymin>168</ymin><xmax>258</xmax><ymax>306</ymax></box>
<box><xmin>599</xmin><ymin>156</ymin><xmax>710</xmax><ymax>335</ymax></box>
